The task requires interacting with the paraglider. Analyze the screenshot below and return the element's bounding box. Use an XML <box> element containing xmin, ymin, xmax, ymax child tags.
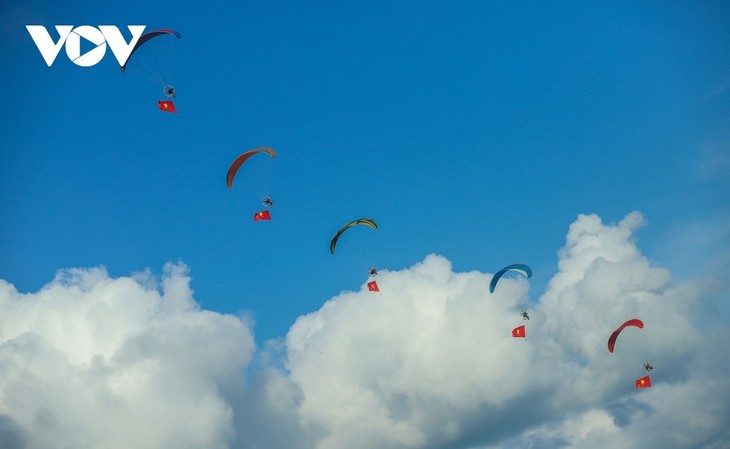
<box><xmin>607</xmin><ymin>318</ymin><xmax>644</xmax><ymax>353</ymax></box>
<box><xmin>262</xmin><ymin>196</ymin><xmax>274</xmax><ymax>208</ymax></box>
<box><xmin>226</xmin><ymin>147</ymin><xmax>276</xmax><ymax>189</ymax></box>
<box><xmin>489</xmin><ymin>263</ymin><xmax>532</xmax><ymax>293</ymax></box>
<box><xmin>369</xmin><ymin>266</ymin><xmax>378</xmax><ymax>277</ymax></box>
<box><xmin>120</xmin><ymin>29</ymin><xmax>181</xmax><ymax>74</ymax></box>
<box><xmin>163</xmin><ymin>85</ymin><xmax>176</xmax><ymax>98</ymax></box>
<box><xmin>329</xmin><ymin>218</ymin><xmax>377</xmax><ymax>254</ymax></box>
<box><xmin>644</xmin><ymin>361</ymin><xmax>654</xmax><ymax>372</ymax></box>
<box><xmin>521</xmin><ymin>310</ymin><xmax>530</xmax><ymax>320</ymax></box>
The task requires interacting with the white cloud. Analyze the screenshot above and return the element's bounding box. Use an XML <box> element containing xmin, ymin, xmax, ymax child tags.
<box><xmin>273</xmin><ymin>212</ymin><xmax>729</xmax><ymax>449</ymax></box>
<box><xmin>0</xmin><ymin>263</ymin><xmax>255</xmax><ymax>449</ymax></box>
<box><xmin>1</xmin><ymin>212</ymin><xmax>728</xmax><ymax>449</ymax></box>
<box><xmin>281</xmin><ymin>255</ymin><xmax>535</xmax><ymax>449</ymax></box>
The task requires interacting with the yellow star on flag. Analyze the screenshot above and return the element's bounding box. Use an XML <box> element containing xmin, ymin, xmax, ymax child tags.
<box><xmin>635</xmin><ymin>375</ymin><xmax>651</xmax><ymax>388</ymax></box>
<box><xmin>512</xmin><ymin>325</ymin><xmax>526</xmax><ymax>338</ymax></box>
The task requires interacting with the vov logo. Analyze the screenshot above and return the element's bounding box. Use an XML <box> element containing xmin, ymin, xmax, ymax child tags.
<box><xmin>26</xmin><ymin>25</ymin><xmax>146</xmax><ymax>67</ymax></box>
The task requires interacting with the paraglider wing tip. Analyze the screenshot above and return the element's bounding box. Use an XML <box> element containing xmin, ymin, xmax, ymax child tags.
<box><xmin>515</xmin><ymin>263</ymin><xmax>533</xmax><ymax>278</ymax></box>
<box><xmin>357</xmin><ymin>218</ymin><xmax>377</xmax><ymax>229</ymax></box>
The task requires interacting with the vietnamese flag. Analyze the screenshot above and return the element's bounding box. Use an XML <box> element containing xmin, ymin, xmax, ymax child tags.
<box><xmin>367</xmin><ymin>280</ymin><xmax>379</xmax><ymax>292</ymax></box>
<box><xmin>635</xmin><ymin>375</ymin><xmax>652</xmax><ymax>388</ymax></box>
<box><xmin>158</xmin><ymin>100</ymin><xmax>177</xmax><ymax>113</ymax></box>
<box><xmin>253</xmin><ymin>210</ymin><xmax>271</xmax><ymax>221</ymax></box>
<box><xmin>512</xmin><ymin>325</ymin><xmax>525</xmax><ymax>338</ymax></box>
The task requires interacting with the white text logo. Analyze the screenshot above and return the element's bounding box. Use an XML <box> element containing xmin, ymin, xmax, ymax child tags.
<box><xmin>26</xmin><ymin>25</ymin><xmax>146</xmax><ymax>67</ymax></box>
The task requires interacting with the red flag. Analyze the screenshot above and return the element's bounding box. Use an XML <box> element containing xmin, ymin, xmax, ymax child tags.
<box><xmin>512</xmin><ymin>325</ymin><xmax>525</xmax><ymax>338</ymax></box>
<box><xmin>158</xmin><ymin>100</ymin><xmax>177</xmax><ymax>113</ymax></box>
<box><xmin>253</xmin><ymin>210</ymin><xmax>271</xmax><ymax>221</ymax></box>
<box><xmin>367</xmin><ymin>280</ymin><xmax>379</xmax><ymax>292</ymax></box>
<box><xmin>635</xmin><ymin>375</ymin><xmax>651</xmax><ymax>388</ymax></box>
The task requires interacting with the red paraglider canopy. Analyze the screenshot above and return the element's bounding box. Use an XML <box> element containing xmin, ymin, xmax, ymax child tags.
<box><xmin>607</xmin><ymin>319</ymin><xmax>644</xmax><ymax>353</ymax></box>
<box><xmin>226</xmin><ymin>147</ymin><xmax>276</xmax><ymax>189</ymax></box>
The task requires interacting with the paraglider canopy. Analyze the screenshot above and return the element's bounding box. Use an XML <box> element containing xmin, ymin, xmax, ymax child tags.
<box><xmin>226</xmin><ymin>147</ymin><xmax>276</xmax><ymax>189</ymax></box>
<box><xmin>120</xmin><ymin>29</ymin><xmax>181</xmax><ymax>74</ymax></box>
<box><xmin>607</xmin><ymin>318</ymin><xmax>644</xmax><ymax>353</ymax></box>
<box><xmin>329</xmin><ymin>218</ymin><xmax>377</xmax><ymax>254</ymax></box>
<box><xmin>489</xmin><ymin>263</ymin><xmax>532</xmax><ymax>293</ymax></box>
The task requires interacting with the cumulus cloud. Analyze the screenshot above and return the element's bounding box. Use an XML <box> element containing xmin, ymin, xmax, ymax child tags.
<box><xmin>269</xmin><ymin>211</ymin><xmax>728</xmax><ymax>449</ymax></box>
<box><xmin>1</xmin><ymin>212</ymin><xmax>728</xmax><ymax>449</ymax></box>
<box><xmin>0</xmin><ymin>263</ymin><xmax>255</xmax><ymax>449</ymax></box>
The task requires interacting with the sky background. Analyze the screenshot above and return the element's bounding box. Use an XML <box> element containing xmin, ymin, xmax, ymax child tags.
<box><xmin>1</xmin><ymin>1</ymin><xmax>729</xmax><ymax>448</ymax></box>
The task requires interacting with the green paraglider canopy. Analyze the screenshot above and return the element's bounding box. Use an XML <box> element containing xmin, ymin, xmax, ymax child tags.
<box><xmin>330</xmin><ymin>218</ymin><xmax>377</xmax><ymax>254</ymax></box>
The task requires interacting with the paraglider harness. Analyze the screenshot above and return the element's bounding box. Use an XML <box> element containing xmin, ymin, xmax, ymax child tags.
<box><xmin>163</xmin><ymin>85</ymin><xmax>176</xmax><ymax>98</ymax></box>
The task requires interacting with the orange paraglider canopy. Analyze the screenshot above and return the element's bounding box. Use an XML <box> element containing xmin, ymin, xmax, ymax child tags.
<box><xmin>226</xmin><ymin>147</ymin><xmax>276</xmax><ymax>189</ymax></box>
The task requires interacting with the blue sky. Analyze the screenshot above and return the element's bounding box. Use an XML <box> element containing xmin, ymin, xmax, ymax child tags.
<box><xmin>1</xmin><ymin>2</ymin><xmax>729</xmax><ymax>448</ymax></box>
<box><xmin>4</xmin><ymin>0</ymin><xmax>728</xmax><ymax>341</ymax></box>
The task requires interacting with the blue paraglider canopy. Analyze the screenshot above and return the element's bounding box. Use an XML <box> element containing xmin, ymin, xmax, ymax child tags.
<box><xmin>489</xmin><ymin>263</ymin><xmax>532</xmax><ymax>293</ymax></box>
